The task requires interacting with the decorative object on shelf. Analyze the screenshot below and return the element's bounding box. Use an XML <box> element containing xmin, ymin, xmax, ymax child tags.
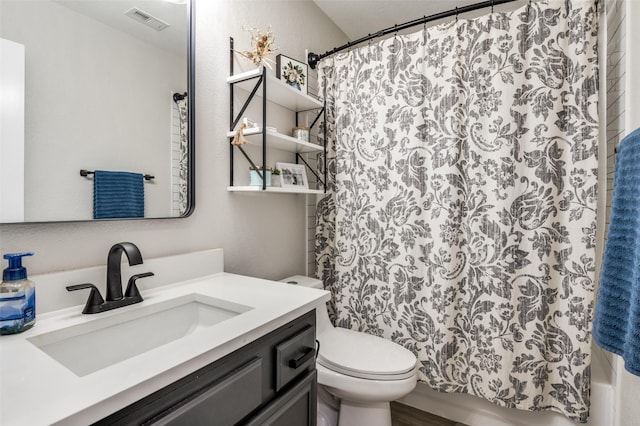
<box><xmin>242</xmin><ymin>117</ymin><xmax>259</xmax><ymax>129</ymax></box>
<box><xmin>271</xmin><ymin>168</ymin><xmax>281</xmax><ymax>187</ymax></box>
<box><xmin>236</xmin><ymin>27</ymin><xmax>278</xmax><ymax>69</ymax></box>
<box><xmin>266</xmin><ymin>126</ymin><xmax>277</xmax><ymax>132</ymax></box>
<box><xmin>249</xmin><ymin>166</ymin><xmax>272</xmax><ymax>186</ymax></box>
<box><xmin>276</xmin><ymin>54</ymin><xmax>307</xmax><ymax>94</ymax></box>
<box><xmin>292</xmin><ymin>126</ymin><xmax>310</xmax><ymax>142</ymax></box>
<box><xmin>232</xmin><ymin>123</ymin><xmax>248</xmax><ymax>146</ymax></box>
<box><xmin>276</xmin><ymin>162</ymin><xmax>308</xmax><ymax>189</ymax></box>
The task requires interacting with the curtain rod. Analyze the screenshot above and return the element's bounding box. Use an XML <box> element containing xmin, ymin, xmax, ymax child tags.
<box><xmin>308</xmin><ymin>0</ymin><xmax>520</xmax><ymax>69</ymax></box>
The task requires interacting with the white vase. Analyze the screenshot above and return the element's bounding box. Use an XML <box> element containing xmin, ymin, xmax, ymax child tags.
<box><xmin>271</xmin><ymin>175</ymin><xmax>281</xmax><ymax>187</ymax></box>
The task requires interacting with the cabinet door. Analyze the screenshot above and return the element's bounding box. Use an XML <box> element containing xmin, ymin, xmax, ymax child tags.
<box><xmin>151</xmin><ymin>357</ymin><xmax>263</xmax><ymax>426</ymax></box>
<box><xmin>244</xmin><ymin>370</ymin><xmax>316</xmax><ymax>426</ymax></box>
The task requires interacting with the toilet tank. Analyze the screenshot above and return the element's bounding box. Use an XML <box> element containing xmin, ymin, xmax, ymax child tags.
<box><xmin>280</xmin><ymin>275</ymin><xmax>323</xmax><ymax>289</ymax></box>
<box><xmin>280</xmin><ymin>275</ymin><xmax>333</xmax><ymax>338</ymax></box>
<box><xmin>280</xmin><ymin>275</ymin><xmax>332</xmax><ymax>335</ymax></box>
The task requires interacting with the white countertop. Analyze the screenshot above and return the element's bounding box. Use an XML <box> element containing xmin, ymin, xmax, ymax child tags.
<box><xmin>0</xmin><ymin>272</ymin><xmax>329</xmax><ymax>425</ymax></box>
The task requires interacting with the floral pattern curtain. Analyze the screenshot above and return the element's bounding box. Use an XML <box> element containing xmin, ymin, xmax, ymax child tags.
<box><xmin>175</xmin><ymin>95</ymin><xmax>189</xmax><ymax>215</ymax></box>
<box><xmin>316</xmin><ymin>0</ymin><xmax>599</xmax><ymax>422</ymax></box>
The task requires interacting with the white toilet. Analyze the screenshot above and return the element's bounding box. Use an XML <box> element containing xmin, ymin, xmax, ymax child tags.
<box><xmin>281</xmin><ymin>276</ymin><xmax>418</xmax><ymax>426</ymax></box>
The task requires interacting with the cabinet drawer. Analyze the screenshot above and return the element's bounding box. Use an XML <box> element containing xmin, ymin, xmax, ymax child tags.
<box><xmin>275</xmin><ymin>325</ymin><xmax>315</xmax><ymax>391</ymax></box>
<box><xmin>152</xmin><ymin>357</ymin><xmax>263</xmax><ymax>426</ymax></box>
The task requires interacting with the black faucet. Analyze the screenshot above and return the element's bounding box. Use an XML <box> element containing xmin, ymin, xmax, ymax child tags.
<box><xmin>106</xmin><ymin>242</ymin><xmax>142</xmax><ymax>301</ymax></box>
<box><xmin>67</xmin><ymin>242</ymin><xmax>154</xmax><ymax>314</ymax></box>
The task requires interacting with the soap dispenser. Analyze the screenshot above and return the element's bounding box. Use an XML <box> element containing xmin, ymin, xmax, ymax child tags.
<box><xmin>0</xmin><ymin>252</ymin><xmax>36</xmax><ymax>335</ymax></box>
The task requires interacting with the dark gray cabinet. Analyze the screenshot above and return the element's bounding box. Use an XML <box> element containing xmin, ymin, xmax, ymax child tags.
<box><xmin>245</xmin><ymin>370</ymin><xmax>316</xmax><ymax>426</ymax></box>
<box><xmin>95</xmin><ymin>310</ymin><xmax>316</xmax><ymax>426</ymax></box>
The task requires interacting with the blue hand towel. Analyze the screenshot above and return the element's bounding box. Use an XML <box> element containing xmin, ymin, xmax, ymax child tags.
<box><xmin>594</xmin><ymin>127</ymin><xmax>640</xmax><ymax>376</ymax></box>
<box><xmin>93</xmin><ymin>170</ymin><xmax>144</xmax><ymax>219</ymax></box>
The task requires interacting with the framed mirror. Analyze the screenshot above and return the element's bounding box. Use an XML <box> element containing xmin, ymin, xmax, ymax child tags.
<box><xmin>0</xmin><ymin>0</ymin><xmax>195</xmax><ymax>223</ymax></box>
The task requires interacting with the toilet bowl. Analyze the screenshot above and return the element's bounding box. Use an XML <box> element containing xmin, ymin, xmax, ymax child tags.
<box><xmin>281</xmin><ymin>276</ymin><xmax>418</xmax><ymax>426</ymax></box>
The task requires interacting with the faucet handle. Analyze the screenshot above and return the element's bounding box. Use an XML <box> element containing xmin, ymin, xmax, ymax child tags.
<box><xmin>66</xmin><ymin>284</ymin><xmax>105</xmax><ymax>314</ymax></box>
<box><xmin>124</xmin><ymin>272</ymin><xmax>154</xmax><ymax>299</ymax></box>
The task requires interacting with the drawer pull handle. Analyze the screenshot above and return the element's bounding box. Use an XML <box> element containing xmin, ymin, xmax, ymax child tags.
<box><xmin>289</xmin><ymin>348</ymin><xmax>315</xmax><ymax>369</ymax></box>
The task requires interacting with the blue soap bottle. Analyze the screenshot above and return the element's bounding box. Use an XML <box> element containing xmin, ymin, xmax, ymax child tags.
<box><xmin>0</xmin><ymin>252</ymin><xmax>36</xmax><ymax>335</ymax></box>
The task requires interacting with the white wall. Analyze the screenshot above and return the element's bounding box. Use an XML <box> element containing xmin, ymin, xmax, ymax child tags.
<box><xmin>0</xmin><ymin>0</ymin><xmax>347</xmax><ymax>286</ymax></box>
<box><xmin>0</xmin><ymin>0</ymin><xmax>186</xmax><ymax>221</ymax></box>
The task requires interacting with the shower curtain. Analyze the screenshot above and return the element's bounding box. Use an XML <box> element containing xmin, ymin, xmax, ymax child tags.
<box><xmin>175</xmin><ymin>95</ymin><xmax>189</xmax><ymax>215</ymax></box>
<box><xmin>315</xmin><ymin>0</ymin><xmax>599</xmax><ymax>422</ymax></box>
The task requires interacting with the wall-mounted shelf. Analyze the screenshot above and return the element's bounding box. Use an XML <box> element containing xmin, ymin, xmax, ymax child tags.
<box><xmin>227</xmin><ymin>186</ymin><xmax>325</xmax><ymax>195</ymax></box>
<box><xmin>227</xmin><ymin>37</ymin><xmax>326</xmax><ymax>193</ymax></box>
<box><xmin>226</xmin><ymin>128</ymin><xmax>323</xmax><ymax>153</ymax></box>
<box><xmin>227</xmin><ymin>68</ymin><xmax>323</xmax><ymax>112</ymax></box>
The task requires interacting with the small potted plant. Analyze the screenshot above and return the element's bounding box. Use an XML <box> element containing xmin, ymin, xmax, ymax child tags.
<box><xmin>271</xmin><ymin>168</ymin><xmax>281</xmax><ymax>187</ymax></box>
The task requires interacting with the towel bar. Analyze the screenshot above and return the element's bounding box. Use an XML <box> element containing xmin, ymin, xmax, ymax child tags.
<box><xmin>80</xmin><ymin>169</ymin><xmax>154</xmax><ymax>181</ymax></box>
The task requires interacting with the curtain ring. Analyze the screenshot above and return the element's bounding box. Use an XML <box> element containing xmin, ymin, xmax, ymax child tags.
<box><xmin>455</xmin><ymin>7</ymin><xmax>459</xmax><ymax>22</ymax></box>
<box><xmin>491</xmin><ymin>0</ymin><xmax>494</xmax><ymax>13</ymax></box>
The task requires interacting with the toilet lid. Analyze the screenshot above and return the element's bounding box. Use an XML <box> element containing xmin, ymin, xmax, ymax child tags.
<box><xmin>317</xmin><ymin>327</ymin><xmax>417</xmax><ymax>380</ymax></box>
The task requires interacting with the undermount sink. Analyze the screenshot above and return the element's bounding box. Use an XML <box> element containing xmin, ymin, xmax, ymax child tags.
<box><xmin>27</xmin><ymin>294</ymin><xmax>252</xmax><ymax>377</ymax></box>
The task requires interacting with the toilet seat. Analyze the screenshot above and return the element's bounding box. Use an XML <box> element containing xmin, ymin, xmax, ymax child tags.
<box><xmin>317</xmin><ymin>327</ymin><xmax>417</xmax><ymax>380</ymax></box>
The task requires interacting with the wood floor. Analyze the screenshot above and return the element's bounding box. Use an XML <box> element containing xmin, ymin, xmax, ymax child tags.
<box><xmin>391</xmin><ymin>402</ymin><xmax>464</xmax><ymax>426</ymax></box>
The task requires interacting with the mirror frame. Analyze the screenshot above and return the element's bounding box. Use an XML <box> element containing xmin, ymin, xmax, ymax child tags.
<box><xmin>183</xmin><ymin>0</ymin><xmax>195</xmax><ymax>220</ymax></box>
<box><xmin>2</xmin><ymin>0</ymin><xmax>196</xmax><ymax>224</ymax></box>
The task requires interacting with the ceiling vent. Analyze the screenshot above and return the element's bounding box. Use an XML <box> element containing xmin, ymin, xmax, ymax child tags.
<box><xmin>125</xmin><ymin>7</ymin><xmax>170</xmax><ymax>31</ymax></box>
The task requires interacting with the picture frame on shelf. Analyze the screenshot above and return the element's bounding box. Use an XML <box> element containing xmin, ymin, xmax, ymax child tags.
<box><xmin>276</xmin><ymin>54</ymin><xmax>308</xmax><ymax>94</ymax></box>
<box><xmin>276</xmin><ymin>162</ymin><xmax>309</xmax><ymax>189</ymax></box>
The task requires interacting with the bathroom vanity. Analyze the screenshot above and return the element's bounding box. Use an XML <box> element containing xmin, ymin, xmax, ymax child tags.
<box><xmin>0</xmin><ymin>249</ymin><xmax>328</xmax><ymax>425</ymax></box>
<box><xmin>97</xmin><ymin>311</ymin><xmax>317</xmax><ymax>425</ymax></box>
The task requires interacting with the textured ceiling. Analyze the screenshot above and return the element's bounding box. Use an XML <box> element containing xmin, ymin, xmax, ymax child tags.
<box><xmin>54</xmin><ymin>0</ymin><xmax>188</xmax><ymax>56</ymax></box>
